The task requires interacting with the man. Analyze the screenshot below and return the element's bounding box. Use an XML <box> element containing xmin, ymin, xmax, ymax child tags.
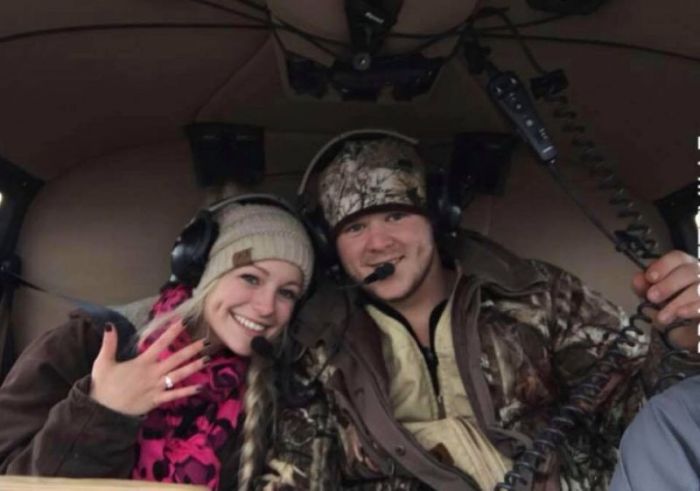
<box><xmin>258</xmin><ymin>133</ymin><xmax>700</xmax><ymax>491</ymax></box>
<box><xmin>611</xmin><ymin>245</ymin><xmax>700</xmax><ymax>491</ymax></box>
<box><xmin>610</xmin><ymin>373</ymin><xmax>700</xmax><ymax>491</ymax></box>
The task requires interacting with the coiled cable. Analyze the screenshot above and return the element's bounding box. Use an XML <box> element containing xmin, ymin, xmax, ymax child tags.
<box><xmin>541</xmin><ymin>94</ymin><xmax>699</xmax><ymax>394</ymax></box>
<box><xmin>544</xmin><ymin>94</ymin><xmax>660</xmax><ymax>258</ymax></box>
<box><xmin>494</xmin><ymin>299</ymin><xmax>645</xmax><ymax>490</ymax></box>
<box><xmin>493</xmin><ymin>137</ymin><xmax>697</xmax><ymax>491</ymax></box>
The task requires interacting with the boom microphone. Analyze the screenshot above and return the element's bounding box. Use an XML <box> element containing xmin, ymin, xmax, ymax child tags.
<box><xmin>362</xmin><ymin>262</ymin><xmax>395</xmax><ymax>284</ymax></box>
<box><xmin>251</xmin><ymin>336</ymin><xmax>275</xmax><ymax>359</ymax></box>
<box><xmin>338</xmin><ymin>262</ymin><xmax>396</xmax><ymax>290</ymax></box>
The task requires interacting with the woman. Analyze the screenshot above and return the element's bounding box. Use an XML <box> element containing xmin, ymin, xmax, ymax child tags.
<box><xmin>0</xmin><ymin>195</ymin><xmax>315</xmax><ymax>491</ymax></box>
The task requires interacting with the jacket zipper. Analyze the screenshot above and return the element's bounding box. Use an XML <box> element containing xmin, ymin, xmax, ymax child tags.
<box><xmin>423</xmin><ymin>348</ymin><xmax>446</xmax><ymax>419</ymax></box>
<box><xmin>343</xmin><ymin>342</ymin><xmax>481</xmax><ymax>490</ymax></box>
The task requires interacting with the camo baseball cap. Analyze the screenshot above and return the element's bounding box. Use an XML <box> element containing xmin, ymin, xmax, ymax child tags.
<box><xmin>318</xmin><ymin>137</ymin><xmax>427</xmax><ymax>231</ymax></box>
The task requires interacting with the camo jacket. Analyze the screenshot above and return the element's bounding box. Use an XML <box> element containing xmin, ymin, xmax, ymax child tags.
<box><xmin>254</xmin><ymin>230</ymin><xmax>683</xmax><ymax>491</ymax></box>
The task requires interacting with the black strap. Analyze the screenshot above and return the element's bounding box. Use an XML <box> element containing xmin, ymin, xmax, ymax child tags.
<box><xmin>0</xmin><ymin>263</ymin><xmax>137</xmax><ymax>360</ymax></box>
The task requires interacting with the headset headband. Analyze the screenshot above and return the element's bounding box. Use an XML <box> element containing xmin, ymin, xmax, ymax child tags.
<box><xmin>206</xmin><ymin>192</ymin><xmax>296</xmax><ymax>216</ymax></box>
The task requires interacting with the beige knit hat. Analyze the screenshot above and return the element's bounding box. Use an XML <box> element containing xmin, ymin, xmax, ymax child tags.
<box><xmin>195</xmin><ymin>203</ymin><xmax>314</xmax><ymax>295</ymax></box>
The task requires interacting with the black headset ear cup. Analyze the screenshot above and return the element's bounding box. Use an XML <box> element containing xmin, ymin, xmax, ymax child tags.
<box><xmin>298</xmin><ymin>199</ymin><xmax>342</xmax><ymax>282</ymax></box>
<box><xmin>425</xmin><ymin>165</ymin><xmax>462</xmax><ymax>237</ymax></box>
<box><xmin>425</xmin><ymin>167</ymin><xmax>445</xmax><ymax>226</ymax></box>
<box><xmin>170</xmin><ymin>210</ymin><xmax>220</xmax><ymax>288</ymax></box>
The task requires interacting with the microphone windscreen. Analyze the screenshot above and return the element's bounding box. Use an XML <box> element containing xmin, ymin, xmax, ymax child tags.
<box><xmin>375</xmin><ymin>262</ymin><xmax>395</xmax><ymax>279</ymax></box>
<box><xmin>251</xmin><ymin>336</ymin><xmax>275</xmax><ymax>358</ymax></box>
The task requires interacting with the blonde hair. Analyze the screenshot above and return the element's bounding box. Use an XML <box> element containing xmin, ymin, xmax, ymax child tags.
<box><xmin>136</xmin><ymin>279</ymin><xmax>217</xmax><ymax>341</ymax></box>
<box><xmin>237</xmin><ymin>353</ymin><xmax>278</xmax><ymax>491</ymax></box>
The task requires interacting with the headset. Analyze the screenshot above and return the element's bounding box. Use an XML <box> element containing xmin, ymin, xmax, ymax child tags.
<box><xmin>169</xmin><ymin>193</ymin><xmax>300</xmax><ymax>289</ymax></box>
<box><xmin>296</xmin><ymin>128</ymin><xmax>468</xmax><ymax>279</ymax></box>
<box><xmin>169</xmin><ymin>192</ymin><xmax>321</xmax><ymax>406</ymax></box>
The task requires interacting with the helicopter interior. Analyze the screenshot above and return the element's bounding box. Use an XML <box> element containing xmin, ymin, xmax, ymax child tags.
<box><xmin>0</xmin><ymin>0</ymin><xmax>696</xmax><ymax>374</ymax></box>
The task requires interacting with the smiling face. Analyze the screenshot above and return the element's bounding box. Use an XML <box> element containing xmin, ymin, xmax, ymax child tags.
<box><xmin>335</xmin><ymin>210</ymin><xmax>442</xmax><ymax>306</ymax></box>
<box><xmin>203</xmin><ymin>259</ymin><xmax>303</xmax><ymax>357</ymax></box>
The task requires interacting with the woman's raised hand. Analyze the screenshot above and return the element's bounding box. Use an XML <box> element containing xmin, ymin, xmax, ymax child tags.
<box><xmin>89</xmin><ymin>319</ymin><xmax>209</xmax><ymax>416</ymax></box>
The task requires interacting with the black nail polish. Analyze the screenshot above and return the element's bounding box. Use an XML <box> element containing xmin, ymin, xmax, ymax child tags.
<box><xmin>203</xmin><ymin>340</ymin><xmax>212</xmax><ymax>348</ymax></box>
<box><xmin>104</xmin><ymin>324</ymin><xmax>113</xmax><ymax>332</ymax></box>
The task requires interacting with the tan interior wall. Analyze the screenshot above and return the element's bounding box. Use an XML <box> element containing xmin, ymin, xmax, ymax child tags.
<box><xmin>11</xmin><ymin>134</ymin><xmax>670</xmax><ymax>352</ymax></box>
<box><xmin>471</xmin><ymin>147</ymin><xmax>671</xmax><ymax>313</ymax></box>
<box><xmin>12</xmin><ymin>141</ymin><xmax>205</xmax><ymax>351</ymax></box>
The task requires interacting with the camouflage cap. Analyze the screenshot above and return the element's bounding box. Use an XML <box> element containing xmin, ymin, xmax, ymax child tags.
<box><xmin>318</xmin><ymin>137</ymin><xmax>427</xmax><ymax>230</ymax></box>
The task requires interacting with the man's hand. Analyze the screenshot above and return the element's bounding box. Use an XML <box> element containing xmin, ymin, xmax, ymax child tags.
<box><xmin>632</xmin><ymin>250</ymin><xmax>700</xmax><ymax>351</ymax></box>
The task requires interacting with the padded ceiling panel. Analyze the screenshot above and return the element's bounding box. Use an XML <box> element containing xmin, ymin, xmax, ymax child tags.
<box><xmin>0</xmin><ymin>0</ymin><xmax>695</xmax><ymax>203</ymax></box>
<box><xmin>482</xmin><ymin>40</ymin><xmax>699</xmax><ymax>201</ymax></box>
<box><xmin>0</xmin><ymin>0</ymin><xmax>264</xmax><ymax>35</ymax></box>
<box><xmin>0</xmin><ymin>28</ymin><xmax>268</xmax><ymax>180</ymax></box>
<box><xmin>480</xmin><ymin>0</ymin><xmax>699</xmax><ymax>57</ymax></box>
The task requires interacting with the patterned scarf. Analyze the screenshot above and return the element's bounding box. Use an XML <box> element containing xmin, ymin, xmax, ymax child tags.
<box><xmin>131</xmin><ymin>284</ymin><xmax>249</xmax><ymax>490</ymax></box>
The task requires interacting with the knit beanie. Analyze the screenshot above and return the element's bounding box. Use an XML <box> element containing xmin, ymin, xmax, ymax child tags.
<box><xmin>195</xmin><ymin>203</ymin><xmax>314</xmax><ymax>295</ymax></box>
<box><xmin>318</xmin><ymin>137</ymin><xmax>427</xmax><ymax>231</ymax></box>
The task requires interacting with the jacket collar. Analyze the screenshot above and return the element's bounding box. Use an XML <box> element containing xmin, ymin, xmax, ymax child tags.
<box><xmin>447</xmin><ymin>230</ymin><xmax>546</xmax><ymax>293</ymax></box>
<box><xmin>292</xmin><ymin>229</ymin><xmax>546</xmax><ymax>349</ymax></box>
<box><xmin>292</xmin><ymin>277</ymin><xmax>357</xmax><ymax>348</ymax></box>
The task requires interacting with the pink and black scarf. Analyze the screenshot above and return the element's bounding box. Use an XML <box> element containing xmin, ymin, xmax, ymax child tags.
<box><xmin>131</xmin><ymin>284</ymin><xmax>249</xmax><ymax>490</ymax></box>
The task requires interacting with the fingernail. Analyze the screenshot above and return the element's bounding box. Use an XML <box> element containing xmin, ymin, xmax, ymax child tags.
<box><xmin>195</xmin><ymin>385</ymin><xmax>203</xmax><ymax>393</ymax></box>
<box><xmin>648</xmin><ymin>271</ymin><xmax>659</xmax><ymax>282</ymax></box>
<box><xmin>203</xmin><ymin>340</ymin><xmax>211</xmax><ymax>347</ymax></box>
<box><xmin>104</xmin><ymin>324</ymin><xmax>113</xmax><ymax>332</ymax></box>
<box><xmin>658</xmin><ymin>311</ymin><xmax>670</xmax><ymax>323</ymax></box>
<box><xmin>202</xmin><ymin>355</ymin><xmax>211</xmax><ymax>364</ymax></box>
<box><xmin>648</xmin><ymin>288</ymin><xmax>660</xmax><ymax>302</ymax></box>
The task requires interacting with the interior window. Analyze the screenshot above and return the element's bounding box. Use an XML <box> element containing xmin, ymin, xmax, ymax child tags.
<box><xmin>0</xmin><ymin>156</ymin><xmax>43</xmax><ymax>383</ymax></box>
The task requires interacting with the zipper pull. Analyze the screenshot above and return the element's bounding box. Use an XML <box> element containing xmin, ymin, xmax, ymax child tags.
<box><xmin>437</xmin><ymin>393</ymin><xmax>446</xmax><ymax>418</ymax></box>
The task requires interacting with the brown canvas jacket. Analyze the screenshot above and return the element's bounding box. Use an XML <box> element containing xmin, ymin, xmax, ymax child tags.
<box><xmin>256</xmin><ymin>230</ymin><xmax>683</xmax><ymax>491</ymax></box>
<box><xmin>0</xmin><ymin>312</ymin><xmax>241</xmax><ymax>490</ymax></box>
<box><xmin>0</xmin><ymin>312</ymin><xmax>142</xmax><ymax>477</ymax></box>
